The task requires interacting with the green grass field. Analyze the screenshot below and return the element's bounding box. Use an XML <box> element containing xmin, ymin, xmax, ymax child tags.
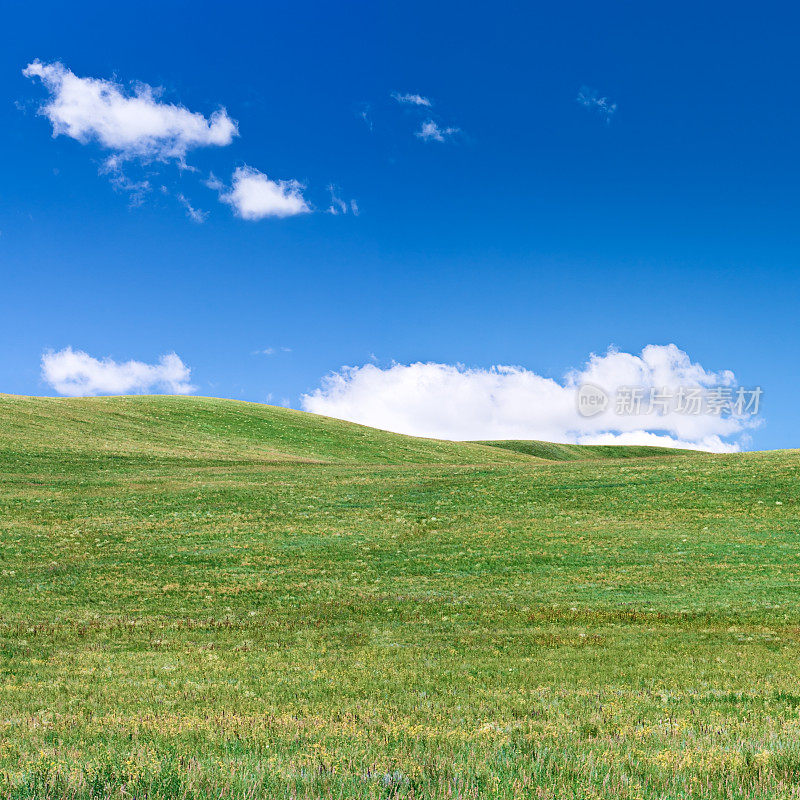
<box><xmin>2</xmin><ymin>394</ymin><xmax>799</xmax><ymax>799</ymax></box>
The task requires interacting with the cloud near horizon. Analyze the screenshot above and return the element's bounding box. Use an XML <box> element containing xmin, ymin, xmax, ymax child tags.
<box><xmin>23</xmin><ymin>60</ymin><xmax>238</xmax><ymax>165</ymax></box>
<box><xmin>41</xmin><ymin>347</ymin><xmax>195</xmax><ymax>396</ymax></box>
<box><xmin>301</xmin><ymin>345</ymin><xmax>761</xmax><ymax>452</ymax></box>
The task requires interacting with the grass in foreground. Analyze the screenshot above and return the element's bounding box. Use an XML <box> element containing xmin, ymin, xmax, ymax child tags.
<box><xmin>1</xmin><ymin>395</ymin><xmax>799</xmax><ymax>799</ymax></box>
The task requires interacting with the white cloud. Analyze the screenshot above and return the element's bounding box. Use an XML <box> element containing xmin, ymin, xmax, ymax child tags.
<box><xmin>177</xmin><ymin>193</ymin><xmax>208</xmax><ymax>223</ymax></box>
<box><xmin>216</xmin><ymin>166</ymin><xmax>310</xmax><ymax>220</ymax></box>
<box><xmin>389</xmin><ymin>93</ymin><xmax>462</xmax><ymax>142</ymax></box>
<box><xmin>42</xmin><ymin>347</ymin><xmax>195</xmax><ymax>396</ymax></box>
<box><xmin>301</xmin><ymin>345</ymin><xmax>761</xmax><ymax>453</ymax></box>
<box><xmin>415</xmin><ymin>120</ymin><xmax>460</xmax><ymax>142</ymax></box>
<box><xmin>326</xmin><ymin>184</ymin><xmax>359</xmax><ymax>216</ymax></box>
<box><xmin>204</xmin><ymin>172</ymin><xmax>224</xmax><ymax>192</ymax></box>
<box><xmin>23</xmin><ymin>60</ymin><xmax>238</xmax><ymax>164</ymax></box>
<box><xmin>327</xmin><ymin>184</ymin><xmax>347</xmax><ymax>215</ymax></box>
<box><xmin>577</xmin><ymin>86</ymin><xmax>616</xmax><ymax>123</ymax></box>
<box><xmin>575</xmin><ymin>430</ymin><xmax>738</xmax><ymax>453</ymax></box>
<box><xmin>105</xmin><ymin>168</ymin><xmax>151</xmax><ymax>205</ymax></box>
<box><xmin>358</xmin><ymin>104</ymin><xmax>373</xmax><ymax>131</ymax></box>
<box><xmin>392</xmin><ymin>92</ymin><xmax>432</xmax><ymax>107</ymax></box>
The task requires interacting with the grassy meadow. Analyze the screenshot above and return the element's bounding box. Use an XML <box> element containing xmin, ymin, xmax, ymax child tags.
<box><xmin>1</xmin><ymin>394</ymin><xmax>800</xmax><ymax>798</ymax></box>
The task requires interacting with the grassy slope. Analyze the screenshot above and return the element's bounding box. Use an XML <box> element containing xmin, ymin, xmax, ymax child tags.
<box><xmin>0</xmin><ymin>394</ymin><xmax>694</xmax><ymax>465</ymax></box>
<box><xmin>0</xmin><ymin>394</ymin><xmax>539</xmax><ymax>465</ymax></box>
<box><xmin>2</xmin><ymin>395</ymin><xmax>800</xmax><ymax>799</ymax></box>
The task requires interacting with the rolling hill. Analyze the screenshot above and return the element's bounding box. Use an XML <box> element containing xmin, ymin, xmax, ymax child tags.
<box><xmin>0</xmin><ymin>393</ymin><xmax>797</xmax><ymax>800</ymax></box>
<box><xmin>0</xmin><ymin>393</ymin><xmax>693</xmax><ymax>465</ymax></box>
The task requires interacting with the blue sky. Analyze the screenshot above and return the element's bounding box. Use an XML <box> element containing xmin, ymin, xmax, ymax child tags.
<box><xmin>1</xmin><ymin>0</ymin><xmax>798</xmax><ymax>450</ymax></box>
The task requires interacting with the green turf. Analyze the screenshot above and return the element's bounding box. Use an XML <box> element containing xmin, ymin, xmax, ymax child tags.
<box><xmin>1</xmin><ymin>394</ymin><xmax>799</xmax><ymax>799</ymax></box>
<box><xmin>472</xmin><ymin>438</ymin><xmax>701</xmax><ymax>460</ymax></box>
<box><xmin>0</xmin><ymin>394</ymin><xmax>539</xmax><ymax>465</ymax></box>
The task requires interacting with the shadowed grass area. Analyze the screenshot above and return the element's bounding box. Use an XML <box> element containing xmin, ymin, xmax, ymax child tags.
<box><xmin>473</xmin><ymin>439</ymin><xmax>702</xmax><ymax>460</ymax></box>
<box><xmin>1</xmin><ymin>395</ymin><xmax>798</xmax><ymax>799</ymax></box>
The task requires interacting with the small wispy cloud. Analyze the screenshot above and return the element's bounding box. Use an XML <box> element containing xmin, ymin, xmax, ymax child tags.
<box><xmin>104</xmin><ymin>167</ymin><xmax>151</xmax><ymax>206</ymax></box>
<box><xmin>577</xmin><ymin>86</ymin><xmax>617</xmax><ymax>123</ymax></box>
<box><xmin>205</xmin><ymin>173</ymin><xmax>224</xmax><ymax>192</ymax></box>
<box><xmin>177</xmin><ymin>193</ymin><xmax>208</xmax><ymax>223</ymax></box>
<box><xmin>326</xmin><ymin>184</ymin><xmax>359</xmax><ymax>216</ymax></box>
<box><xmin>358</xmin><ymin>103</ymin><xmax>373</xmax><ymax>131</ymax></box>
<box><xmin>391</xmin><ymin>92</ymin><xmax>432</xmax><ymax>107</ymax></box>
<box><xmin>327</xmin><ymin>185</ymin><xmax>346</xmax><ymax>215</ymax></box>
<box><xmin>415</xmin><ymin>120</ymin><xmax>460</xmax><ymax>143</ymax></box>
<box><xmin>252</xmin><ymin>346</ymin><xmax>291</xmax><ymax>356</ymax></box>
<box><xmin>41</xmin><ymin>347</ymin><xmax>195</xmax><ymax>396</ymax></box>
<box><xmin>388</xmin><ymin>91</ymin><xmax>463</xmax><ymax>143</ymax></box>
<box><xmin>215</xmin><ymin>166</ymin><xmax>310</xmax><ymax>220</ymax></box>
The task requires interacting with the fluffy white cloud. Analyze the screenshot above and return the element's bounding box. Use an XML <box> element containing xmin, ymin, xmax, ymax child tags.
<box><xmin>392</xmin><ymin>92</ymin><xmax>432</xmax><ymax>107</ymax></box>
<box><xmin>23</xmin><ymin>60</ymin><xmax>237</xmax><ymax>164</ymax></box>
<box><xmin>301</xmin><ymin>345</ymin><xmax>761</xmax><ymax>452</ymax></box>
<box><xmin>415</xmin><ymin>120</ymin><xmax>459</xmax><ymax>142</ymax></box>
<box><xmin>215</xmin><ymin>166</ymin><xmax>310</xmax><ymax>219</ymax></box>
<box><xmin>41</xmin><ymin>347</ymin><xmax>195</xmax><ymax>396</ymax></box>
